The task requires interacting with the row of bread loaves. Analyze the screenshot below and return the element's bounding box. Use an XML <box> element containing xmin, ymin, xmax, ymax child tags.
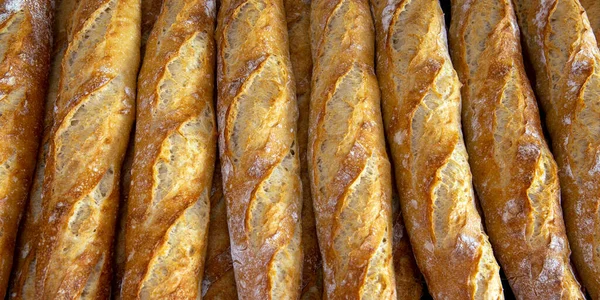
<box><xmin>2</xmin><ymin>0</ymin><xmax>600</xmax><ymax>299</ymax></box>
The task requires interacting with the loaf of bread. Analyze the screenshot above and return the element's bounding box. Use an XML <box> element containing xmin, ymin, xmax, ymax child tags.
<box><xmin>29</xmin><ymin>0</ymin><xmax>140</xmax><ymax>297</ymax></box>
<box><xmin>448</xmin><ymin>0</ymin><xmax>583</xmax><ymax>298</ymax></box>
<box><xmin>202</xmin><ymin>162</ymin><xmax>238</xmax><ymax>299</ymax></box>
<box><xmin>120</xmin><ymin>0</ymin><xmax>217</xmax><ymax>298</ymax></box>
<box><xmin>513</xmin><ymin>0</ymin><xmax>600</xmax><ymax>297</ymax></box>
<box><xmin>581</xmin><ymin>0</ymin><xmax>600</xmax><ymax>44</ymax></box>
<box><xmin>0</xmin><ymin>0</ymin><xmax>52</xmax><ymax>297</ymax></box>
<box><xmin>309</xmin><ymin>0</ymin><xmax>396</xmax><ymax>298</ymax></box>
<box><xmin>371</xmin><ymin>0</ymin><xmax>504</xmax><ymax>298</ymax></box>
<box><xmin>284</xmin><ymin>0</ymin><xmax>323</xmax><ymax>298</ymax></box>
<box><xmin>7</xmin><ymin>1</ymin><xmax>75</xmax><ymax>298</ymax></box>
<box><xmin>113</xmin><ymin>0</ymin><xmax>164</xmax><ymax>295</ymax></box>
<box><xmin>216</xmin><ymin>0</ymin><xmax>303</xmax><ymax>298</ymax></box>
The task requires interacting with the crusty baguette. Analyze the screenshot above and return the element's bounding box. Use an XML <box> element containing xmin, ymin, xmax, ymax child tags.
<box><xmin>513</xmin><ymin>0</ymin><xmax>600</xmax><ymax>297</ymax></box>
<box><xmin>216</xmin><ymin>0</ymin><xmax>303</xmax><ymax>298</ymax></box>
<box><xmin>113</xmin><ymin>0</ymin><xmax>165</xmax><ymax>295</ymax></box>
<box><xmin>0</xmin><ymin>0</ymin><xmax>52</xmax><ymax>297</ymax></box>
<box><xmin>448</xmin><ymin>0</ymin><xmax>584</xmax><ymax>298</ymax></box>
<box><xmin>284</xmin><ymin>0</ymin><xmax>323</xmax><ymax>298</ymax></box>
<box><xmin>581</xmin><ymin>0</ymin><xmax>600</xmax><ymax>45</ymax></box>
<box><xmin>371</xmin><ymin>0</ymin><xmax>504</xmax><ymax>298</ymax></box>
<box><xmin>309</xmin><ymin>0</ymin><xmax>396</xmax><ymax>298</ymax></box>
<box><xmin>31</xmin><ymin>0</ymin><xmax>140</xmax><ymax>297</ymax></box>
<box><xmin>7</xmin><ymin>1</ymin><xmax>76</xmax><ymax>298</ymax></box>
<box><xmin>120</xmin><ymin>0</ymin><xmax>217</xmax><ymax>298</ymax></box>
<box><xmin>202</xmin><ymin>161</ymin><xmax>238</xmax><ymax>300</ymax></box>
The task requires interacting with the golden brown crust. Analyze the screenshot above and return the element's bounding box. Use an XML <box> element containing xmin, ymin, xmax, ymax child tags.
<box><xmin>31</xmin><ymin>0</ymin><xmax>140</xmax><ymax>298</ymax></box>
<box><xmin>113</xmin><ymin>0</ymin><xmax>164</xmax><ymax>297</ymax></box>
<box><xmin>216</xmin><ymin>0</ymin><xmax>303</xmax><ymax>298</ymax></box>
<box><xmin>448</xmin><ymin>0</ymin><xmax>584</xmax><ymax>298</ymax></box>
<box><xmin>309</xmin><ymin>0</ymin><xmax>396</xmax><ymax>298</ymax></box>
<box><xmin>284</xmin><ymin>0</ymin><xmax>323</xmax><ymax>298</ymax></box>
<box><xmin>371</xmin><ymin>0</ymin><xmax>504</xmax><ymax>298</ymax></box>
<box><xmin>513</xmin><ymin>0</ymin><xmax>600</xmax><ymax>297</ymax></box>
<box><xmin>121</xmin><ymin>0</ymin><xmax>217</xmax><ymax>298</ymax></box>
<box><xmin>202</xmin><ymin>162</ymin><xmax>238</xmax><ymax>300</ymax></box>
<box><xmin>0</xmin><ymin>0</ymin><xmax>52</xmax><ymax>297</ymax></box>
<box><xmin>581</xmin><ymin>0</ymin><xmax>600</xmax><ymax>45</ymax></box>
<box><xmin>7</xmin><ymin>1</ymin><xmax>76</xmax><ymax>298</ymax></box>
<box><xmin>118</xmin><ymin>1</ymin><xmax>164</xmax><ymax>270</ymax></box>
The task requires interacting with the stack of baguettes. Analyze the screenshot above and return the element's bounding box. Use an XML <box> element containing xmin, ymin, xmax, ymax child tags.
<box><xmin>4</xmin><ymin>0</ymin><xmax>600</xmax><ymax>299</ymax></box>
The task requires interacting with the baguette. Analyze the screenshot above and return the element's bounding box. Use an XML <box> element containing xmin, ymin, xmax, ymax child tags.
<box><xmin>581</xmin><ymin>0</ymin><xmax>600</xmax><ymax>45</ymax></box>
<box><xmin>448</xmin><ymin>0</ymin><xmax>583</xmax><ymax>298</ymax></box>
<box><xmin>309</xmin><ymin>0</ymin><xmax>396</xmax><ymax>298</ymax></box>
<box><xmin>32</xmin><ymin>0</ymin><xmax>140</xmax><ymax>297</ymax></box>
<box><xmin>513</xmin><ymin>0</ymin><xmax>600</xmax><ymax>297</ymax></box>
<box><xmin>216</xmin><ymin>0</ymin><xmax>303</xmax><ymax>298</ymax></box>
<box><xmin>202</xmin><ymin>162</ymin><xmax>238</xmax><ymax>300</ymax></box>
<box><xmin>113</xmin><ymin>0</ymin><xmax>164</xmax><ymax>294</ymax></box>
<box><xmin>0</xmin><ymin>0</ymin><xmax>52</xmax><ymax>297</ymax></box>
<box><xmin>7</xmin><ymin>1</ymin><xmax>76</xmax><ymax>298</ymax></box>
<box><xmin>371</xmin><ymin>0</ymin><xmax>504</xmax><ymax>298</ymax></box>
<box><xmin>284</xmin><ymin>0</ymin><xmax>323</xmax><ymax>298</ymax></box>
<box><xmin>120</xmin><ymin>0</ymin><xmax>217</xmax><ymax>298</ymax></box>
